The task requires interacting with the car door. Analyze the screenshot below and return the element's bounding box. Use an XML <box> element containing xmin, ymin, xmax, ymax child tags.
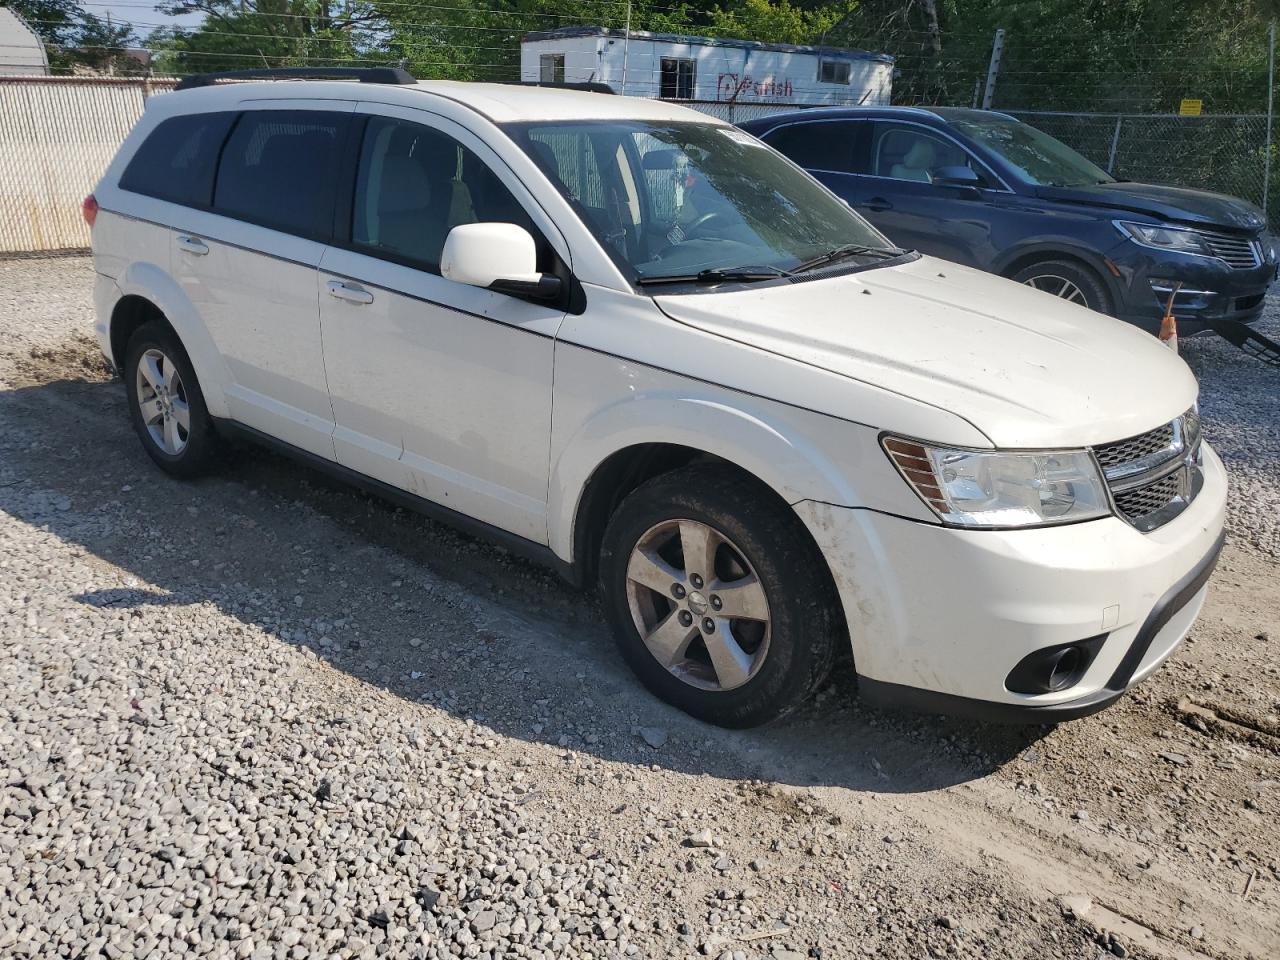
<box><xmin>317</xmin><ymin>105</ymin><xmax>569</xmax><ymax>544</ymax></box>
<box><xmin>853</xmin><ymin>121</ymin><xmax>1002</xmax><ymax>266</ymax></box>
<box><xmin>758</xmin><ymin>119</ymin><xmax>859</xmax><ymax>204</ymax></box>
<box><xmin>170</xmin><ymin>101</ymin><xmax>354</xmax><ymax>459</ymax></box>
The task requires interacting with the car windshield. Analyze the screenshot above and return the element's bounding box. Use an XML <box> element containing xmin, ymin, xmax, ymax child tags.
<box><xmin>950</xmin><ymin>115</ymin><xmax>1113</xmax><ymax>188</ymax></box>
<box><xmin>505</xmin><ymin>119</ymin><xmax>897</xmax><ymax>284</ymax></box>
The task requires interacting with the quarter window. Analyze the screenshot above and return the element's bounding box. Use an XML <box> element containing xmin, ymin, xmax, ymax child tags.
<box><xmin>351</xmin><ymin>116</ymin><xmax>538</xmax><ymax>272</ymax></box>
<box><xmin>659</xmin><ymin>58</ymin><xmax>696</xmax><ymax>100</ymax></box>
<box><xmin>119</xmin><ymin>112</ymin><xmax>236</xmax><ymax>207</ymax></box>
<box><xmin>213</xmin><ymin>110</ymin><xmax>349</xmax><ymax>239</ymax></box>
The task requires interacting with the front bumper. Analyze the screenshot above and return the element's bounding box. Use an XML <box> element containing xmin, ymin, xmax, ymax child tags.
<box><xmin>794</xmin><ymin>443</ymin><xmax>1228</xmax><ymax>723</ymax></box>
<box><xmin>1110</xmin><ymin>238</ymin><xmax>1274</xmax><ymax>336</ymax></box>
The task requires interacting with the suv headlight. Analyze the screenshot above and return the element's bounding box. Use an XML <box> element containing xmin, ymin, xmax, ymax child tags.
<box><xmin>1115</xmin><ymin>220</ymin><xmax>1213</xmax><ymax>257</ymax></box>
<box><xmin>882</xmin><ymin>436</ymin><xmax>1110</xmax><ymax>528</ymax></box>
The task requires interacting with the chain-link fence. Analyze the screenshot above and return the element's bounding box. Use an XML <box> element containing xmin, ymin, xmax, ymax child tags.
<box><xmin>1006</xmin><ymin>110</ymin><xmax>1271</xmax><ymax>216</ymax></box>
<box><xmin>680</xmin><ymin>100</ymin><xmax>819</xmax><ymax>125</ymax></box>
<box><xmin>0</xmin><ymin>71</ymin><xmax>1276</xmax><ymax>255</ymax></box>
<box><xmin>0</xmin><ymin>76</ymin><xmax>175</xmax><ymax>253</ymax></box>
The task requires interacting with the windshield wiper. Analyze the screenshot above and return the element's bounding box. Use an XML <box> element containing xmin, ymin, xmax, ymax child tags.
<box><xmin>637</xmin><ymin>266</ymin><xmax>789</xmax><ymax>287</ymax></box>
<box><xmin>791</xmin><ymin>243</ymin><xmax>903</xmax><ymax>274</ymax></box>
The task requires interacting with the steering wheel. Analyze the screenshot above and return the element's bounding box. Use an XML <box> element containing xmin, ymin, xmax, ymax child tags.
<box><xmin>683</xmin><ymin>211</ymin><xmax>731</xmax><ymax>240</ymax></box>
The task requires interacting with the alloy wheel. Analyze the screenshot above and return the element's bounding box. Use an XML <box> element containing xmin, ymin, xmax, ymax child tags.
<box><xmin>624</xmin><ymin>518</ymin><xmax>771</xmax><ymax>691</ymax></box>
<box><xmin>135</xmin><ymin>347</ymin><xmax>190</xmax><ymax>456</ymax></box>
<box><xmin>1023</xmin><ymin>273</ymin><xmax>1088</xmax><ymax>305</ymax></box>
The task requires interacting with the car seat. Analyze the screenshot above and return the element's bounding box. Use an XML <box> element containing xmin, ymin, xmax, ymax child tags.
<box><xmin>890</xmin><ymin>138</ymin><xmax>937</xmax><ymax>182</ymax></box>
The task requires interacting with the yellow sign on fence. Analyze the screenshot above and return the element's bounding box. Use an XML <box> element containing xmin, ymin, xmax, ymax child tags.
<box><xmin>1179</xmin><ymin>98</ymin><xmax>1204</xmax><ymax>116</ymax></box>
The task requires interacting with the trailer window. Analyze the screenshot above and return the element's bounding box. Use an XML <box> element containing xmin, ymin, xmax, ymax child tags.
<box><xmin>539</xmin><ymin>54</ymin><xmax>565</xmax><ymax>84</ymax></box>
<box><xmin>818</xmin><ymin>60</ymin><xmax>851</xmax><ymax>85</ymax></box>
<box><xmin>660</xmin><ymin>58</ymin><xmax>696</xmax><ymax>100</ymax></box>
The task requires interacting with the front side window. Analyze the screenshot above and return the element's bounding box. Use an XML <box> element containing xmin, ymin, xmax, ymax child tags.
<box><xmin>763</xmin><ymin>121</ymin><xmax>857</xmax><ymax>173</ymax></box>
<box><xmin>660</xmin><ymin>58</ymin><xmax>696</xmax><ymax>100</ymax></box>
<box><xmin>508</xmin><ymin>120</ymin><xmax>893</xmax><ymax>284</ymax></box>
<box><xmin>352</xmin><ymin>116</ymin><xmax>539</xmax><ymax>271</ymax></box>
<box><xmin>213</xmin><ymin>110</ymin><xmax>348</xmax><ymax>238</ymax></box>
<box><xmin>872</xmin><ymin>124</ymin><xmax>975</xmax><ymax>183</ymax></box>
<box><xmin>119</xmin><ymin>112</ymin><xmax>236</xmax><ymax>207</ymax></box>
<box><xmin>949</xmin><ymin>114</ymin><xmax>1112</xmax><ymax>187</ymax></box>
<box><xmin>539</xmin><ymin>53</ymin><xmax>565</xmax><ymax>84</ymax></box>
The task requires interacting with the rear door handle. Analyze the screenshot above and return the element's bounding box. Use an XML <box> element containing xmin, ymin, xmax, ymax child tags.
<box><xmin>327</xmin><ymin>279</ymin><xmax>374</xmax><ymax>305</ymax></box>
<box><xmin>864</xmin><ymin>197</ymin><xmax>893</xmax><ymax>212</ymax></box>
<box><xmin>176</xmin><ymin>235</ymin><xmax>208</xmax><ymax>256</ymax></box>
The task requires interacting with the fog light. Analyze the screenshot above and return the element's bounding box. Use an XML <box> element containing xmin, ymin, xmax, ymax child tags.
<box><xmin>1006</xmin><ymin>635</ymin><xmax>1106</xmax><ymax>695</ymax></box>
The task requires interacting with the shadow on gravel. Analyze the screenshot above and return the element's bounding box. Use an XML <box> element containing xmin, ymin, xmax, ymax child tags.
<box><xmin>0</xmin><ymin>375</ymin><xmax>1041</xmax><ymax>797</ymax></box>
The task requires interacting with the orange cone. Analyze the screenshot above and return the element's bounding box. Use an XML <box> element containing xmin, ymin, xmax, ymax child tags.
<box><xmin>1159</xmin><ymin>283</ymin><xmax>1181</xmax><ymax>353</ymax></box>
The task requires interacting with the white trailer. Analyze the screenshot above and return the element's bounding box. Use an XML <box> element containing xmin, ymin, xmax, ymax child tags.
<box><xmin>0</xmin><ymin>9</ymin><xmax>50</xmax><ymax>77</ymax></box>
<box><xmin>520</xmin><ymin>27</ymin><xmax>893</xmax><ymax>114</ymax></box>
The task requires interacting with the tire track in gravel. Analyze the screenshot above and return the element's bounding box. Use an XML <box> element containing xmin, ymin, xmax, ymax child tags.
<box><xmin>2</xmin><ymin>260</ymin><xmax>1278</xmax><ymax>958</ymax></box>
<box><xmin>4</xmin><ymin>356</ymin><xmax>1278</xmax><ymax>960</ymax></box>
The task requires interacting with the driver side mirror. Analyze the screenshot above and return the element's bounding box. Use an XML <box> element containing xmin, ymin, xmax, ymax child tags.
<box><xmin>932</xmin><ymin>165</ymin><xmax>984</xmax><ymax>190</ymax></box>
<box><xmin>441</xmin><ymin>223</ymin><xmax>562</xmax><ymax>301</ymax></box>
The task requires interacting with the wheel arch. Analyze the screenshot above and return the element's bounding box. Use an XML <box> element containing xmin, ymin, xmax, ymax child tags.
<box><xmin>548</xmin><ymin>395</ymin><xmax>878</xmax><ymax>590</ymax></box>
<box><xmin>994</xmin><ymin>243</ymin><xmax>1123</xmax><ymax>312</ymax></box>
<box><xmin>111</xmin><ymin>261</ymin><xmax>231</xmax><ymax>418</ymax></box>
<box><xmin>567</xmin><ymin>442</ymin><xmax>847</xmax><ymax>648</ymax></box>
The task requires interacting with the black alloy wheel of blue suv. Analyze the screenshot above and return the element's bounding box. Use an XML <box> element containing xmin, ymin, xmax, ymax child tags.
<box><xmin>739</xmin><ymin>106</ymin><xmax>1276</xmax><ymax>337</ymax></box>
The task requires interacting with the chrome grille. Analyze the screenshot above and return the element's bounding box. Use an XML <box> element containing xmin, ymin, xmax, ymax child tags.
<box><xmin>1113</xmin><ymin>472</ymin><xmax>1182</xmax><ymax>524</ymax></box>
<box><xmin>1093</xmin><ymin>423</ymin><xmax>1175</xmax><ymax>472</ymax></box>
<box><xmin>1198</xmin><ymin>229</ymin><xmax>1262</xmax><ymax>269</ymax></box>
<box><xmin>1092</xmin><ymin>410</ymin><xmax>1203</xmax><ymax>532</ymax></box>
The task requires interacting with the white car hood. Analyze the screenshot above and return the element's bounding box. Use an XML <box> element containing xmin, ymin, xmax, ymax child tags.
<box><xmin>653</xmin><ymin>256</ymin><xmax>1198</xmax><ymax>448</ymax></box>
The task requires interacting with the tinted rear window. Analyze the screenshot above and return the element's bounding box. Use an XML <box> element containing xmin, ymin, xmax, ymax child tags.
<box><xmin>763</xmin><ymin>121</ymin><xmax>857</xmax><ymax>173</ymax></box>
<box><xmin>213</xmin><ymin>110</ymin><xmax>349</xmax><ymax>239</ymax></box>
<box><xmin>119</xmin><ymin>113</ymin><xmax>236</xmax><ymax>206</ymax></box>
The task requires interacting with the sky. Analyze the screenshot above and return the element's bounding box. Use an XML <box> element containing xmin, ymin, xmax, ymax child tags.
<box><xmin>83</xmin><ymin>1</ymin><xmax>205</xmax><ymax>35</ymax></box>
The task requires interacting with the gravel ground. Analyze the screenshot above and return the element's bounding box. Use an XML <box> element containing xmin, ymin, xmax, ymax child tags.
<box><xmin>1</xmin><ymin>257</ymin><xmax>1278</xmax><ymax>960</ymax></box>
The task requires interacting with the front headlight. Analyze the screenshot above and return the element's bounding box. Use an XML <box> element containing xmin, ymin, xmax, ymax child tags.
<box><xmin>1115</xmin><ymin>220</ymin><xmax>1213</xmax><ymax>257</ymax></box>
<box><xmin>882</xmin><ymin>436</ymin><xmax>1111</xmax><ymax>528</ymax></box>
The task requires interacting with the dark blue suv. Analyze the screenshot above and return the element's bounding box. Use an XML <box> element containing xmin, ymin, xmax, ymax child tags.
<box><xmin>739</xmin><ymin>107</ymin><xmax>1275</xmax><ymax>335</ymax></box>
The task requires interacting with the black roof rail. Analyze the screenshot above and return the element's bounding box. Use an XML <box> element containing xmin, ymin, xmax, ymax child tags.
<box><xmin>500</xmin><ymin>80</ymin><xmax>615</xmax><ymax>95</ymax></box>
<box><xmin>175</xmin><ymin>67</ymin><xmax>416</xmax><ymax>91</ymax></box>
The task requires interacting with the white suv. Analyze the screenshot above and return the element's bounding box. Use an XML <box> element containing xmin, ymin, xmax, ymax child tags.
<box><xmin>87</xmin><ymin>68</ymin><xmax>1226</xmax><ymax>728</ymax></box>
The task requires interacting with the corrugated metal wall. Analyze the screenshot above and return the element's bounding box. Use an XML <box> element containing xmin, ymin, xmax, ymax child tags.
<box><xmin>0</xmin><ymin>78</ymin><xmax>174</xmax><ymax>254</ymax></box>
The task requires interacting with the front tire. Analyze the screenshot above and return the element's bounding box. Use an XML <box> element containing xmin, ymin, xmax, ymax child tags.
<box><xmin>124</xmin><ymin>321</ymin><xmax>218</xmax><ymax>478</ymax></box>
<box><xmin>599</xmin><ymin>464</ymin><xmax>840</xmax><ymax>728</ymax></box>
<box><xmin>1011</xmin><ymin>259</ymin><xmax>1113</xmax><ymax>314</ymax></box>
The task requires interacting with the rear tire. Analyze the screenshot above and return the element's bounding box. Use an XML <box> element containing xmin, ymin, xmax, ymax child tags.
<box><xmin>599</xmin><ymin>463</ymin><xmax>840</xmax><ymax>728</ymax></box>
<box><xmin>1011</xmin><ymin>259</ymin><xmax>1113</xmax><ymax>314</ymax></box>
<box><xmin>124</xmin><ymin>321</ymin><xmax>219</xmax><ymax>478</ymax></box>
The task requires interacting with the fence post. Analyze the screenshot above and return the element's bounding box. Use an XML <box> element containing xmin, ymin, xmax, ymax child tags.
<box><xmin>621</xmin><ymin>0</ymin><xmax>632</xmax><ymax>97</ymax></box>
<box><xmin>1265</xmin><ymin>20</ymin><xmax>1275</xmax><ymax>222</ymax></box>
<box><xmin>1106</xmin><ymin>117</ymin><xmax>1123</xmax><ymax>174</ymax></box>
<box><xmin>982</xmin><ymin>28</ymin><xmax>1005</xmax><ymax>109</ymax></box>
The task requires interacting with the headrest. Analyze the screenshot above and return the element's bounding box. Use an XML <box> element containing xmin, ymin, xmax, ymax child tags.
<box><xmin>902</xmin><ymin>139</ymin><xmax>937</xmax><ymax>168</ymax></box>
<box><xmin>378</xmin><ymin>155</ymin><xmax>432</xmax><ymax>209</ymax></box>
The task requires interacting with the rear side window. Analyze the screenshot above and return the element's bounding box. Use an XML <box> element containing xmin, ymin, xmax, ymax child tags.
<box><xmin>213</xmin><ymin>110</ymin><xmax>349</xmax><ymax>239</ymax></box>
<box><xmin>763</xmin><ymin>121</ymin><xmax>857</xmax><ymax>173</ymax></box>
<box><xmin>119</xmin><ymin>112</ymin><xmax>236</xmax><ymax>207</ymax></box>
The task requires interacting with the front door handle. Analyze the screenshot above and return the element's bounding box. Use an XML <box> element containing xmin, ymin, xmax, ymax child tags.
<box><xmin>327</xmin><ymin>280</ymin><xmax>374</xmax><ymax>305</ymax></box>
<box><xmin>176</xmin><ymin>235</ymin><xmax>208</xmax><ymax>256</ymax></box>
<box><xmin>864</xmin><ymin>197</ymin><xmax>894</xmax><ymax>212</ymax></box>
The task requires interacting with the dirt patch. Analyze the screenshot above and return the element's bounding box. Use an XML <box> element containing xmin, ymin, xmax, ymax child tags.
<box><xmin>12</xmin><ymin>332</ymin><xmax>115</xmax><ymax>387</ymax></box>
